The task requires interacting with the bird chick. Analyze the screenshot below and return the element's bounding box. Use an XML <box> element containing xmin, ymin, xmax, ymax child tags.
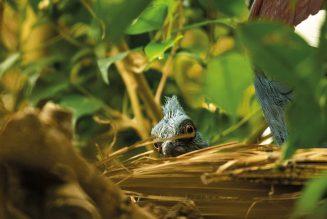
<box><xmin>151</xmin><ymin>96</ymin><xmax>208</xmax><ymax>157</ymax></box>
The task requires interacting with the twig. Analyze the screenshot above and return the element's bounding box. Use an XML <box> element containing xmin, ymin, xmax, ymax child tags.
<box><xmin>172</xmin><ymin>19</ymin><xmax>234</xmax><ymax>34</ymax></box>
<box><xmin>118</xmin><ymin>42</ymin><xmax>162</xmax><ymax>122</ymax></box>
<box><xmin>245</xmin><ymin>200</ymin><xmax>262</xmax><ymax>219</ymax></box>
<box><xmin>154</xmin><ymin>56</ymin><xmax>173</xmax><ymax>104</ymax></box>
<box><xmin>154</xmin><ymin>2</ymin><xmax>185</xmax><ymax>104</ymax></box>
<box><xmin>135</xmin><ymin>74</ymin><xmax>162</xmax><ymax>122</ymax></box>
<box><xmin>55</xmin><ymin>26</ymin><xmax>84</xmax><ymax>48</ymax></box>
<box><xmin>101</xmin><ymin>132</ymin><xmax>195</xmax><ymax>163</ymax></box>
<box><xmin>112</xmin><ymin>45</ymin><xmax>150</xmax><ymax>140</ymax></box>
<box><xmin>80</xmin><ymin>0</ymin><xmax>106</xmax><ymax>40</ymax></box>
<box><xmin>246</xmin><ymin>120</ymin><xmax>269</xmax><ymax>144</ymax></box>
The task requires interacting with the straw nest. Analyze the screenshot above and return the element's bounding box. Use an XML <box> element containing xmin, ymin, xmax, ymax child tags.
<box><xmin>104</xmin><ymin>142</ymin><xmax>327</xmax><ymax>219</ymax></box>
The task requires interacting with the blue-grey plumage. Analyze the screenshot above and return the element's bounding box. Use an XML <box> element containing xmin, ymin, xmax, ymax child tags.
<box><xmin>151</xmin><ymin>96</ymin><xmax>208</xmax><ymax>157</ymax></box>
<box><xmin>254</xmin><ymin>71</ymin><xmax>293</xmax><ymax>145</ymax></box>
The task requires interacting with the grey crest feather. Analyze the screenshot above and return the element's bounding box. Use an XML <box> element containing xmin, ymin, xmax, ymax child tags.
<box><xmin>162</xmin><ymin>96</ymin><xmax>186</xmax><ymax>120</ymax></box>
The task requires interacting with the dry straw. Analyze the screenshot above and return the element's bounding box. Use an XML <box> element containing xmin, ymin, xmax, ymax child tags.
<box><xmin>104</xmin><ymin>142</ymin><xmax>327</xmax><ymax>218</ymax></box>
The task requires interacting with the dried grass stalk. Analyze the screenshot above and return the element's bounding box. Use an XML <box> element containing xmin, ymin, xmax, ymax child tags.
<box><xmin>106</xmin><ymin>143</ymin><xmax>327</xmax><ymax>218</ymax></box>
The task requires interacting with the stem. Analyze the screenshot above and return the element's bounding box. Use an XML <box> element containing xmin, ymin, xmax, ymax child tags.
<box><xmin>55</xmin><ymin>26</ymin><xmax>84</xmax><ymax>48</ymax></box>
<box><xmin>135</xmin><ymin>74</ymin><xmax>162</xmax><ymax>122</ymax></box>
<box><xmin>154</xmin><ymin>56</ymin><xmax>172</xmax><ymax>104</ymax></box>
<box><xmin>116</xmin><ymin>42</ymin><xmax>162</xmax><ymax>122</ymax></box>
<box><xmin>212</xmin><ymin>109</ymin><xmax>260</xmax><ymax>143</ymax></box>
<box><xmin>112</xmin><ymin>46</ymin><xmax>150</xmax><ymax>140</ymax></box>
<box><xmin>246</xmin><ymin>121</ymin><xmax>268</xmax><ymax>144</ymax></box>
<box><xmin>155</xmin><ymin>2</ymin><xmax>185</xmax><ymax>104</ymax></box>
<box><xmin>80</xmin><ymin>0</ymin><xmax>106</xmax><ymax>40</ymax></box>
<box><xmin>172</xmin><ymin>19</ymin><xmax>234</xmax><ymax>34</ymax></box>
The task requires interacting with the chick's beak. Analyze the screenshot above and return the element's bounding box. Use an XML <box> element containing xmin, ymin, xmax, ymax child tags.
<box><xmin>162</xmin><ymin>141</ymin><xmax>186</xmax><ymax>157</ymax></box>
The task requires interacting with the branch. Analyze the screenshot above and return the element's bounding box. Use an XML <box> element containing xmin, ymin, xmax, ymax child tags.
<box><xmin>154</xmin><ymin>55</ymin><xmax>173</xmax><ymax>104</ymax></box>
<box><xmin>112</xmin><ymin>45</ymin><xmax>150</xmax><ymax>140</ymax></box>
<box><xmin>155</xmin><ymin>1</ymin><xmax>185</xmax><ymax>104</ymax></box>
<box><xmin>0</xmin><ymin>104</ymin><xmax>155</xmax><ymax>219</ymax></box>
<box><xmin>117</xmin><ymin>42</ymin><xmax>162</xmax><ymax>122</ymax></box>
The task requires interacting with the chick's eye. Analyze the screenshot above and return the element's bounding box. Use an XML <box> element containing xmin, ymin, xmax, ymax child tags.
<box><xmin>154</xmin><ymin>142</ymin><xmax>162</xmax><ymax>151</ymax></box>
<box><xmin>185</xmin><ymin>124</ymin><xmax>195</xmax><ymax>134</ymax></box>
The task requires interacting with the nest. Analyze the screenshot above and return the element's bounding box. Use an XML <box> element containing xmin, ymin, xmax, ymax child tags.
<box><xmin>106</xmin><ymin>143</ymin><xmax>327</xmax><ymax>219</ymax></box>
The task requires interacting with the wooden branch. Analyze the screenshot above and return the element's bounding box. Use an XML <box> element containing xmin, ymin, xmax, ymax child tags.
<box><xmin>116</xmin><ymin>42</ymin><xmax>162</xmax><ymax>122</ymax></box>
<box><xmin>135</xmin><ymin>74</ymin><xmax>162</xmax><ymax>122</ymax></box>
<box><xmin>112</xmin><ymin>42</ymin><xmax>164</xmax><ymax>144</ymax></box>
<box><xmin>0</xmin><ymin>103</ymin><xmax>155</xmax><ymax>219</ymax></box>
<box><xmin>154</xmin><ymin>55</ymin><xmax>173</xmax><ymax>104</ymax></box>
<box><xmin>112</xmin><ymin>46</ymin><xmax>150</xmax><ymax>140</ymax></box>
<box><xmin>155</xmin><ymin>1</ymin><xmax>185</xmax><ymax>104</ymax></box>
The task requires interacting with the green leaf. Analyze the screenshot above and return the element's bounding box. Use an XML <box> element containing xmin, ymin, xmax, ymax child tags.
<box><xmin>30</xmin><ymin>71</ymin><xmax>70</xmax><ymax>105</ymax></box>
<box><xmin>22</xmin><ymin>55</ymin><xmax>65</xmax><ymax>99</ymax></box>
<box><xmin>93</xmin><ymin>0</ymin><xmax>152</xmax><ymax>42</ymax></box>
<box><xmin>180</xmin><ymin>29</ymin><xmax>209</xmax><ymax>54</ymax></box>
<box><xmin>22</xmin><ymin>55</ymin><xmax>64</xmax><ymax>77</ymax></box>
<box><xmin>145</xmin><ymin>35</ymin><xmax>183</xmax><ymax>61</ymax></box>
<box><xmin>0</xmin><ymin>53</ymin><xmax>20</xmax><ymax>77</ymax></box>
<box><xmin>173</xmin><ymin>53</ymin><xmax>206</xmax><ymax>108</ymax></box>
<box><xmin>292</xmin><ymin>172</ymin><xmax>327</xmax><ymax>219</ymax></box>
<box><xmin>59</xmin><ymin>94</ymin><xmax>103</xmax><ymax>124</ymax></box>
<box><xmin>126</xmin><ymin>2</ymin><xmax>168</xmax><ymax>35</ymax></box>
<box><xmin>97</xmin><ymin>52</ymin><xmax>128</xmax><ymax>85</ymax></box>
<box><xmin>237</xmin><ymin>21</ymin><xmax>318</xmax><ymax>90</ymax></box>
<box><xmin>199</xmin><ymin>0</ymin><xmax>247</xmax><ymax>17</ymax></box>
<box><xmin>205</xmin><ymin>52</ymin><xmax>253</xmax><ymax>117</ymax></box>
<box><xmin>238</xmin><ymin>21</ymin><xmax>327</xmax><ymax>155</ymax></box>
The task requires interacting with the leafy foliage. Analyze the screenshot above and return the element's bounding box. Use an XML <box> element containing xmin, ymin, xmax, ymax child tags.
<box><xmin>145</xmin><ymin>35</ymin><xmax>183</xmax><ymax>61</ymax></box>
<box><xmin>292</xmin><ymin>172</ymin><xmax>327</xmax><ymax>219</ymax></box>
<box><xmin>93</xmin><ymin>0</ymin><xmax>152</xmax><ymax>41</ymax></box>
<box><xmin>0</xmin><ymin>0</ymin><xmax>324</xmax><ymax>154</ymax></box>
<box><xmin>0</xmin><ymin>53</ymin><xmax>20</xmax><ymax>77</ymax></box>
<box><xmin>238</xmin><ymin>20</ymin><xmax>327</xmax><ymax>157</ymax></box>
<box><xmin>199</xmin><ymin>0</ymin><xmax>248</xmax><ymax>17</ymax></box>
<box><xmin>97</xmin><ymin>52</ymin><xmax>128</xmax><ymax>84</ymax></box>
<box><xmin>126</xmin><ymin>1</ymin><xmax>168</xmax><ymax>35</ymax></box>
